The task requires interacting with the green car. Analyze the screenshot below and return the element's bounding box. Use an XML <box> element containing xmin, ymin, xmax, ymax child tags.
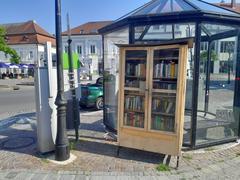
<box><xmin>80</xmin><ymin>77</ymin><xmax>103</xmax><ymax>110</ymax></box>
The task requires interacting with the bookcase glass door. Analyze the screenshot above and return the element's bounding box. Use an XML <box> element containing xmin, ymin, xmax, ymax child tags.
<box><xmin>124</xmin><ymin>50</ymin><xmax>147</xmax><ymax>129</ymax></box>
<box><xmin>151</xmin><ymin>48</ymin><xmax>179</xmax><ymax>132</ymax></box>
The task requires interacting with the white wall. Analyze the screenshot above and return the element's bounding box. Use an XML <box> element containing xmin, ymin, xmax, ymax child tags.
<box><xmin>0</xmin><ymin>44</ymin><xmax>38</xmax><ymax>64</ymax></box>
<box><xmin>62</xmin><ymin>34</ymin><xmax>103</xmax><ymax>75</ymax></box>
<box><xmin>0</xmin><ymin>44</ymin><xmax>56</xmax><ymax>65</ymax></box>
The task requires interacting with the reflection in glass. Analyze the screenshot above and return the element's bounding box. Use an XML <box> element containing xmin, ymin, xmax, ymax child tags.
<box><xmin>190</xmin><ymin>0</ymin><xmax>237</xmax><ymax>15</ymax></box>
<box><xmin>196</xmin><ymin>29</ymin><xmax>238</xmax><ymax>145</ymax></box>
<box><xmin>135</xmin><ymin>23</ymin><xmax>195</xmax><ymax>41</ymax></box>
<box><xmin>103</xmin><ymin>28</ymin><xmax>129</xmax><ymax>130</ymax></box>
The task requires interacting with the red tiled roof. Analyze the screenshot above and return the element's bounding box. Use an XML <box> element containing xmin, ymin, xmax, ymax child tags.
<box><xmin>1</xmin><ymin>20</ymin><xmax>55</xmax><ymax>46</ymax></box>
<box><xmin>2</xmin><ymin>20</ymin><xmax>54</xmax><ymax>38</ymax></box>
<box><xmin>62</xmin><ymin>21</ymin><xmax>113</xmax><ymax>35</ymax></box>
<box><xmin>215</xmin><ymin>3</ymin><xmax>240</xmax><ymax>13</ymax></box>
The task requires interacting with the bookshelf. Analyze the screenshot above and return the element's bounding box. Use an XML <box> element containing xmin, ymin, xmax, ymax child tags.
<box><xmin>118</xmin><ymin>41</ymin><xmax>191</xmax><ymax>157</ymax></box>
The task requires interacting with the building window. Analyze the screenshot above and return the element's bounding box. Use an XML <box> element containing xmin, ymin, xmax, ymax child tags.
<box><xmin>153</xmin><ymin>25</ymin><xmax>160</xmax><ymax>30</ymax></box>
<box><xmin>29</xmin><ymin>51</ymin><xmax>34</xmax><ymax>60</ymax></box>
<box><xmin>90</xmin><ymin>45</ymin><xmax>96</xmax><ymax>54</ymax></box>
<box><xmin>20</xmin><ymin>51</ymin><xmax>24</xmax><ymax>59</ymax></box>
<box><xmin>200</xmin><ymin>42</ymin><xmax>208</xmax><ymax>51</ymax></box>
<box><xmin>220</xmin><ymin>41</ymin><xmax>235</xmax><ymax>53</ymax></box>
<box><xmin>77</xmin><ymin>45</ymin><xmax>82</xmax><ymax>55</ymax></box>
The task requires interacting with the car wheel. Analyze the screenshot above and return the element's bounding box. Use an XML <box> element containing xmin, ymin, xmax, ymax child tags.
<box><xmin>95</xmin><ymin>97</ymin><xmax>103</xmax><ymax>110</ymax></box>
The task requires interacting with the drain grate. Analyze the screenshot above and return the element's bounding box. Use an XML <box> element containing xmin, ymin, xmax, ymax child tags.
<box><xmin>1</xmin><ymin>137</ymin><xmax>35</xmax><ymax>150</ymax></box>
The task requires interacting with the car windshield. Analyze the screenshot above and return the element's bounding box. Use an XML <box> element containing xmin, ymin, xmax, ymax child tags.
<box><xmin>97</xmin><ymin>77</ymin><xmax>103</xmax><ymax>85</ymax></box>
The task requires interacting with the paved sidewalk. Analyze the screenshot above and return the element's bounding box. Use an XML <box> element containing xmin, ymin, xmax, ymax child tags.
<box><xmin>0</xmin><ymin>110</ymin><xmax>240</xmax><ymax>179</ymax></box>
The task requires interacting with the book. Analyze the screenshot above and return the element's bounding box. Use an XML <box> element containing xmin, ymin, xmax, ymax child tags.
<box><xmin>153</xmin><ymin>61</ymin><xmax>178</xmax><ymax>78</ymax></box>
<box><xmin>170</xmin><ymin>62</ymin><xmax>175</xmax><ymax>78</ymax></box>
<box><xmin>166</xmin><ymin>102</ymin><xmax>174</xmax><ymax>114</ymax></box>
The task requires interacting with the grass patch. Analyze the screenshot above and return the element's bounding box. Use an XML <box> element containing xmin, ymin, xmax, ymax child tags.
<box><xmin>156</xmin><ymin>163</ymin><xmax>171</xmax><ymax>172</ymax></box>
<box><xmin>69</xmin><ymin>141</ymin><xmax>78</xmax><ymax>150</ymax></box>
<box><xmin>40</xmin><ymin>158</ymin><xmax>49</xmax><ymax>163</ymax></box>
<box><xmin>182</xmin><ymin>154</ymin><xmax>193</xmax><ymax>160</ymax></box>
<box><xmin>180</xmin><ymin>178</ymin><xmax>186</xmax><ymax>180</ymax></box>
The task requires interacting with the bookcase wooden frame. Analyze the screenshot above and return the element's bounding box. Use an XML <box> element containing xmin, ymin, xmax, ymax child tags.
<box><xmin>118</xmin><ymin>43</ymin><xmax>189</xmax><ymax>156</ymax></box>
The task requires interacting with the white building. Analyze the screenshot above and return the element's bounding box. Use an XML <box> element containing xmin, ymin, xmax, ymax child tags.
<box><xmin>62</xmin><ymin>21</ymin><xmax>112</xmax><ymax>78</ymax></box>
<box><xmin>0</xmin><ymin>20</ymin><xmax>56</xmax><ymax>65</ymax></box>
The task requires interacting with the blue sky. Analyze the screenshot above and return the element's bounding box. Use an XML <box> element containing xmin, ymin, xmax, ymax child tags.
<box><xmin>0</xmin><ymin>0</ymin><xmax>233</xmax><ymax>34</ymax></box>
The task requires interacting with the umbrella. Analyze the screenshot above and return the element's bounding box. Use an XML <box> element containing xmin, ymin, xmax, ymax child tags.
<box><xmin>0</xmin><ymin>62</ymin><xmax>9</xmax><ymax>68</ymax></box>
<box><xmin>9</xmin><ymin>63</ymin><xmax>20</xmax><ymax>69</ymax></box>
<box><xmin>19</xmin><ymin>64</ymin><xmax>29</xmax><ymax>68</ymax></box>
<box><xmin>28</xmin><ymin>64</ymin><xmax>35</xmax><ymax>69</ymax></box>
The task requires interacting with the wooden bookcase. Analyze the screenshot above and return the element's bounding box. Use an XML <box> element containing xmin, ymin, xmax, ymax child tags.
<box><xmin>118</xmin><ymin>41</ymin><xmax>191</xmax><ymax>156</ymax></box>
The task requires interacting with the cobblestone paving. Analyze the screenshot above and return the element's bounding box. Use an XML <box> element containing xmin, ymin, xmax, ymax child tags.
<box><xmin>0</xmin><ymin>110</ymin><xmax>240</xmax><ymax>179</ymax></box>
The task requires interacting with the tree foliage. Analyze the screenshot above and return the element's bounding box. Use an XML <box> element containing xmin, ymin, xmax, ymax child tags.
<box><xmin>200</xmin><ymin>50</ymin><xmax>218</xmax><ymax>62</ymax></box>
<box><xmin>0</xmin><ymin>26</ymin><xmax>20</xmax><ymax>64</ymax></box>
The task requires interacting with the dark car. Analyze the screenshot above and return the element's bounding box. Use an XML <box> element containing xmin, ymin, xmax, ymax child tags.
<box><xmin>80</xmin><ymin>77</ymin><xmax>103</xmax><ymax>110</ymax></box>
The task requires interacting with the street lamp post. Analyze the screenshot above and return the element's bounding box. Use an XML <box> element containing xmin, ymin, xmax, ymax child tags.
<box><xmin>55</xmin><ymin>0</ymin><xmax>70</xmax><ymax>161</ymax></box>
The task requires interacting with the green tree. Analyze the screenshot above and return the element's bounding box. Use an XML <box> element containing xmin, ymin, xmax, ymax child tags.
<box><xmin>0</xmin><ymin>26</ymin><xmax>20</xmax><ymax>64</ymax></box>
<box><xmin>200</xmin><ymin>50</ymin><xmax>218</xmax><ymax>62</ymax></box>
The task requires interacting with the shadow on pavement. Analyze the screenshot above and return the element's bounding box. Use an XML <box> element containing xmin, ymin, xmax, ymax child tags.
<box><xmin>73</xmin><ymin>138</ymin><xmax>165</xmax><ymax>164</ymax></box>
<box><xmin>0</xmin><ymin>111</ymin><xmax>167</xmax><ymax>166</ymax></box>
<box><xmin>0</xmin><ymin>112</ymin><xmax>37</xmax><ymax>155</ymax></box>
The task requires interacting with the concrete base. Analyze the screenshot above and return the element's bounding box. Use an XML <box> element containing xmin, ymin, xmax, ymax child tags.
<box><xmin>48</xmin><ymin>153</ymin><xmax>77</xmax><ymax>165</ymax></box>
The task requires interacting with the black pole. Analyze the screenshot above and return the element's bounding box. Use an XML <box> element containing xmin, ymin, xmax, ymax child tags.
<box><xmin>191</xmin><ymin>22</ymin><xmax>201</xmax><ymax>148</ymax></box>
<box><xmin>67</xmin><ymin>13</ymin><xmax>80</xmax><ymax>141</ymax></box>
<box><xmin>55</xmin><ymin>0</ymin><xmax>70</xmax><ymax>161</ymax></box>
<box><xmin>235</xmin><ymin>32</ymin><xmax>240</xmax><ymax>137</ymax></box>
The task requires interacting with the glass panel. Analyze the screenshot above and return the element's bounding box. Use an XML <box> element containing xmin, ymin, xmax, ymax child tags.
<box><xmin>150</xmin><ymin>49</ymin><xmax>179</xmax><ymax>132</ymax></box>
<box><xmin>174</xmin><ymin>23</ymin><xmax>195</xmax><ymax>39</ymax></box>
<box><xmin>125</xmin><ymin>50</ymin><xmax>147</xmax><ymax>89</ymax></box>
<box><xmin>196</xmin><ymin>31</ymin><xmax>239</xmax><ymax>145</ymax></box>
<box><xmin>202</xmin><ymin>23</ymin><xmax>236</xmax><ymax>36</ymax></box>
<box><xmin>135</xmin><ymin>23</ymin><xmax>195</xmax><ymax>41</ymax></box>
<box><xmin>124</xmin><ymin>50</ymin><xmax>147</xmax><ymax>128</ymax></box>
<box><xmin>103</xmin><ymin>27</ymin><xmax>129</xmax><ymax>130</ymax></box>
<box><xmin>190</xmin><ymin>0</ymin><xmax>238</xmax><ymax>15</ymax></box>
<box><xmin>183</xmin><ymin>43</ymin><xmax>195</xmax><ymax>146</ymax></box>
<box><xmin>117</xmin><ymin>0</ymin><xmax>196</xmax><ymax>21</ymax></box>
<box><xmin>151</xmin><ymin>93</ymin><xmax>176</xmax><ymax>132</ymax></box>
<box><xmin>142</xmin><ymin>24</ymin><xmax>173</xmax><ymax>40</ymax></box>
<box><xmin>134</xmin><ymin>0</ymin><xmax>195</xmax><ymax>16</ymax></box>
<box><xmin>134</xmin><ymin>26</ymin><xmax>146</xmax><ymax>40</ymax></box>
<box><xmin>124</xmin><ymin>91</ymin><xmax>145</xmax><ymax>128</ymax></box>
<box><xmin>134</xmin><ymin>0</ymin><xmax>166</xmax><ymax>16</ymax></box>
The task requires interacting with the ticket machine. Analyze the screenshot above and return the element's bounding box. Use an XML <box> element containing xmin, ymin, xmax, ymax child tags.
<box><xmin>35</xmin><ymin>42</ymin><xmax>81</xmax><ymax>154</ymax></box>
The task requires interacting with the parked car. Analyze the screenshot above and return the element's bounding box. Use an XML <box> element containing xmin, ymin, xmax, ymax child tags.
<box><xmin>80</xmin><ymin>77</ymin><xmax>103</xmax><ymax>110</ymax></box>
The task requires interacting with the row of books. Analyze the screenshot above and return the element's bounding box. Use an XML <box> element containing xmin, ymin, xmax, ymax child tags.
<box><xmin>154</xmin><ymin>62</ymin><xmax>178</xmax><ymax>78</ymax></box>
<box><xmin>126</xmin><ymin>63</ymin><xmax>146</xmax><ymax>77</ymax></box>
<box><xmin>124</xmin><ymin>112</ymin><xmax>144</xmax><ymax>128</ymax></box>
<box><xmin>125</xmin><ymin>95</ymin><xmax>144</xmax><ymax>111</ymax></box>
<box><xmin>152</xmin><ymin>98</ymin><xmax>175</xmax><ymax>114</ymax></box>
<box><xmin>153</xmin><ymin>82</ymin><xmax>177</xmax><ymax>90</ymax></box>
<box><xmin>151</xmin><ymin>115</ymin><xmax>175</xmax><ymax>132</ymax></box>
<box><xmin>125</xmin><ymin>80</ymin><xmax>146</xmax><ymax>89</ymax></box>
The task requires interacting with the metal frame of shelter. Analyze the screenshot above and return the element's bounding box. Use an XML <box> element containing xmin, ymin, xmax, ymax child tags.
<box><xmin>99</xmin><ymin>0</ymin><xmax>240</xmax><ymax>149</ymax></box>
